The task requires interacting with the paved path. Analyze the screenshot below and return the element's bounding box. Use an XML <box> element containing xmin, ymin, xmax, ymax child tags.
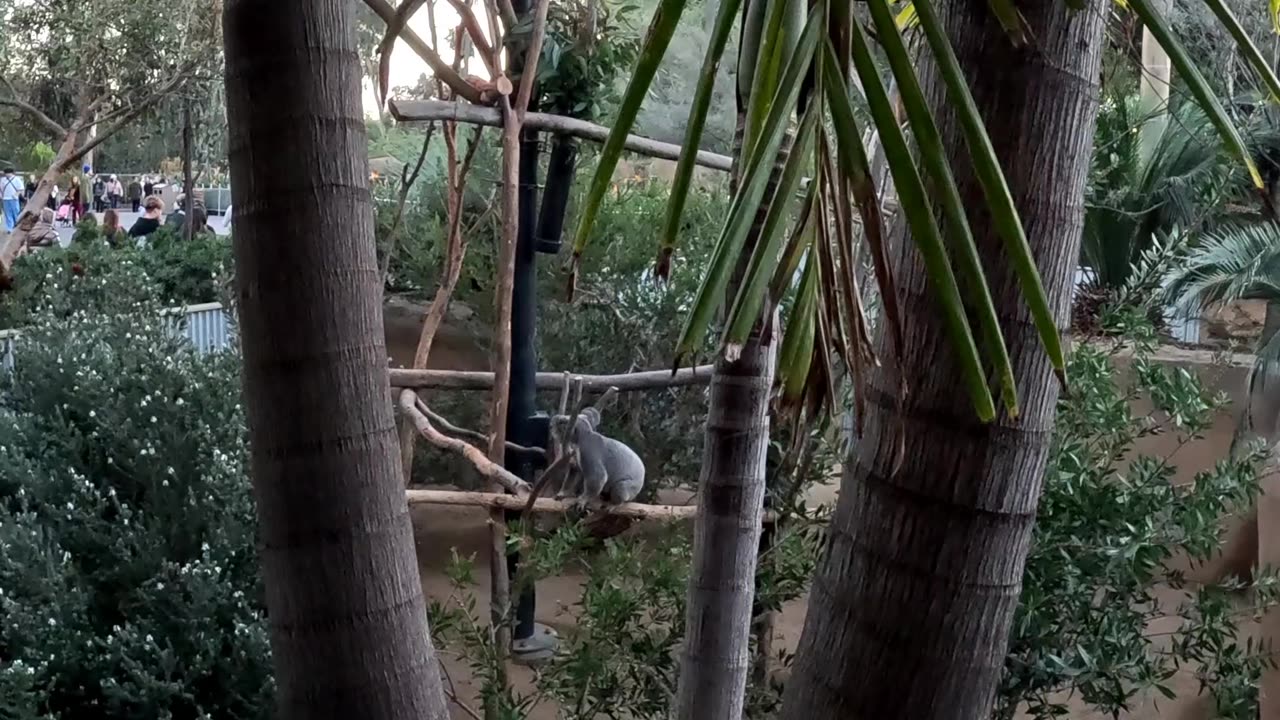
<box><xmin>52</xmin><ymin>210</ymin><xmax>232</xmax><ymax>247</ymax></box>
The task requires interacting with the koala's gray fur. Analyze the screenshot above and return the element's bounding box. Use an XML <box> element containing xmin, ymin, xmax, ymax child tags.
<box><xmin>555</xmin><ymin>407</ymin><xmax>645</xmax><ymax>504</ymax></box>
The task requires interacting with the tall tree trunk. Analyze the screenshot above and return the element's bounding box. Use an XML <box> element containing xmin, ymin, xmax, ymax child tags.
<box><xmin>223</xmin><ymin>2</ymin><xmax>448</xmax><ymax>719</ymax></box>
<box><xmin>183</xmin><ymin>96</ymin><xmax>195</xmax><ymax>242</ymax></box>
<box><xmin>780</xmin><ymin>3</ymin><xmax>1104</xmax><ymax>719</ymax></box>
<box><xmin>675</xmin><ymin>0</ymin><xmax>788</xmax><ymax>709</ymax></box>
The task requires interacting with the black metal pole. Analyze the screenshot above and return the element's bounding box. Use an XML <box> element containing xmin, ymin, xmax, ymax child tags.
<box><xmin>505</xmin><ymin>0</ymin><xmax>542</xmax><ymax>645</ymax></box>
<box><xmin>506</xmin><ymin>117</ymin><xmax>543</xmax><ymax>642</ymax></box>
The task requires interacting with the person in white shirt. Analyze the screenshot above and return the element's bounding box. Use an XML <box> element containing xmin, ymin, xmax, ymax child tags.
<box><xmin>1</xmin><ymin>168</ymin><xmax>25</xmax><ymax>232</ymax></box>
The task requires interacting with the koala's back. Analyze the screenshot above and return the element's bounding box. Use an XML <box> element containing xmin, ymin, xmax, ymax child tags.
<box><xmin>603</xmin><ymin>437</ymin><xmax>645</xmax><ymax>503</ymax></box>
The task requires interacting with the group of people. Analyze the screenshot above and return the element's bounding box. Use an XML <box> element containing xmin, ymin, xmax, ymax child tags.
<box><xmin>15</xmin><ymin>191</ymin><xmax>216</xmax><ymax>256</ymax></box>
<box><xmin>0</xmin><ymin>169</ymin><xmax>183</xmax><ymax>233</ymax></box>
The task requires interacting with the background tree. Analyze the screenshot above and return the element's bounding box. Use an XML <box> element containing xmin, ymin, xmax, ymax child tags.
<box><xmin>779</xmin><ymin>3</ymin><xmax>1106</xmax><ymax>718</ymax></box>
<box><xmin>0</xmin><ymin>0</ymin><xmax>219</xmax><ymax>269</ymax></box>
<box><xmin>223</xmin><ymin>0</ymin><xmax>448</xmax><ymax>717</ymax></box>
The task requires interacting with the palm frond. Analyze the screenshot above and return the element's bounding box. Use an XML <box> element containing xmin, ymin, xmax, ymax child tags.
<box><xmin>1165</xmin><ymin>221</ymin><xmax>1280</xmax><ymax>313</ymax></box>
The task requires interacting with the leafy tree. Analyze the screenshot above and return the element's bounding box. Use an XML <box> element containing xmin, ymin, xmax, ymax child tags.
<box><xmin>0</xmin><ymin>0</ymin><xmax>220</xmax><ymax>268</ymax></box>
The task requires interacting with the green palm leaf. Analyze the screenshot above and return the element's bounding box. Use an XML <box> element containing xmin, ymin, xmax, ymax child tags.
<box><xmin>569</xmin><ymin>0</ymin><xmax>688</xmax><ymax>278</ymax></box>
<box><xmin>848</xmin><ymin>10</ymin><xmax>995</xmax><ymax>421</ymax></box>
<box><xmin>673</xmin><ymin>7</ymin><xmax>822</xmax><ymax>363</ymax></box>
<box><xmin>722</xmin><ymin>104</ymin><xmax>819</xmax><ymax>356</ymax></box>
<box><xmin>778</xmin><ymin>248</ymin><xmax>819</xmax><ymax>407</ymax></box>
<box><xmin>1165</xmin><ymin>222</ymin><xmax>1280</xmax><ymax>313</ymax></box>
<box><xmin>911</xmin><ymin>0</ymin><xmax>1068</xmax><ymax>388</ymax></box>
<box><xmin>1201</xmin><ymin>0</ymin><xmax>1280</xmax><ymax>103</ymax></box>
<box><xmin>866</xmin><ymin>0</ymin><xmax>1017</xmax><ymax>416</ymax></box>
<box><xmin>1129</xmin><ymin>0</ymin><xmax>1265</xmax><ymax>191</ymax></box>
<box><xmin>655</xmin><ymin>0</ymin><xmax>743</xmax><ymax>279</ymax></box>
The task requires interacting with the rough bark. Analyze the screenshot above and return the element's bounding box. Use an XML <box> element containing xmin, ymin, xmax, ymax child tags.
<box><xmin>675</xmin><ymin>29</ymin><xmax>788</xmax><ymax>714</ymax></box>
<box><xmin>779</xmin><ymin>4</ymin><xmax>1105</xmax><ymax>719</ymax></box>
<box><xmin>223</xmin><ymin>1</ymin><xmax>448</xmax><ymax>718</ymax></box>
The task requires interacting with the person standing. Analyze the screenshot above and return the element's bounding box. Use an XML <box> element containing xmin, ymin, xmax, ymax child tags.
<box><xmin>66</xmin><ymin>176</ymin><xmax>84</xmax><ymax>223</ymax></box>
<box><xmin>1</xmin><ymin>168</ymin><xmax>25</xmax><ymax>232</ymax></box>
<box><xmin>108</xmin><ymin>175</ymin><xmax>123</xmax><ymax>209</ymax></box>
<box><xmin>91</xmin><ymin>175</ymin><xmax>106</xmax><ymax>212</ymax></box>
<box><xmin>143</xmin><ymin>176</ymin><xmax>155</xmax><ymax>198</ymax></box>
<box><xmin>127</xmin><ymin>177</ymin><xmax>143</xmax><ymax>212</ymax></box>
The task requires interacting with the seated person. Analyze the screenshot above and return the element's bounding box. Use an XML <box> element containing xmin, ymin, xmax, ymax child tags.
<box><xmin>128</xmin><ymin>196</ymin><xmax>165</xmax><ymax>239</ymax></box>
<box><xmin>22</xmin><ymin>208</ymin><xmax>60</xmax><ymax>252</ymax></box>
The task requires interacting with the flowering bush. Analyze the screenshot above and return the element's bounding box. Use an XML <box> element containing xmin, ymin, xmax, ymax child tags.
<box><xmin>0</xmin><ymin>230</ymin><xmax>232</xmax><ymax>330</ymax></box>
<box><xmin>0</xmin><ymin>302</ymin><xmax>271</xmax><ymax>718</ymax></box>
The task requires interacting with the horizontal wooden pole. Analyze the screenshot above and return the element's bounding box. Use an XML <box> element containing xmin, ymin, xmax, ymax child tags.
<box><xmin>390</xmin><ymin>99</ymin><xmax>734</xmax><ymax>172</ymax></box>
<box><xmin>389</xmin><ymin>365</ymin><xmax>716</xmax><ymax>392</ymax></box>
<box><xmin>406</xmin><ymin>489</ymin><xmax>777</xmax><ymax>523</ymax></box>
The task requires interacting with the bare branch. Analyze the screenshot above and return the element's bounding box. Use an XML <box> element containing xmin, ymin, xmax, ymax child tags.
<box><xmin>416</xmin><ymin>397</ymin><xmax>545</xmax><ymax>457</ymax></box>
<box><xmin>390</xmin><ymin>99</ymin><xmax>735</xmax><ymax>171</ymax></box>
<box><xmin>398</xmin><ymin>390</ymin><xmax>530</xmax><ymax>494</ymax></box>
<box><xmin>407</xmin><ymin>489</ymin><xmax>781</xmax><ymax>522</ymax></box>
<box><xmin>389</xmin><ymin>365</ymin><xmax>717</xmax><ymax>391</ymax></box>
<box><xmin>515</xmin><ymin>0</ymin><xmax>553</xmax><ymax>117</ymax></box>
<box><xmin>71</xmin><ymin>63</ymin><xmax>197</xmax><ymax>162</ymax></box>
<box><xmin>442</xmin><ymin>0</ymin><xmax>498</xmax><ymax>77</ymax></box>
<box><xmin>379</xmin><ymin>122</ymin><xmax>436</xmax><ymax>285</ymax></box>
<box><xmin>362</xmin><ymin>0</ymin><xmax>483</xmax><ymax>104</ymax></box>
<box><xmin>0</xmin><ymin>77</ymin><xmax>68</xmax><ymax>137</ymax></box>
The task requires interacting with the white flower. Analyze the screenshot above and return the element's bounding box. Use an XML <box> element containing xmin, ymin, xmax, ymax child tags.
<box><xmin>47</xmin><ymin>618</ymin><xmax>56</xmax><ymax>627</ymax></box>
<box><xmin>88</xmin><ymin>410</ymin><xmax>96</xmax><ymax>418</ymax></box>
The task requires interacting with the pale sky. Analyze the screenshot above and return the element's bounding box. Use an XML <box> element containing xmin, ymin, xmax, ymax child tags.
<box><xmin>363</xmin><ymin>4</ymin><xmax>493</xmax><ymax>115</ymax></box>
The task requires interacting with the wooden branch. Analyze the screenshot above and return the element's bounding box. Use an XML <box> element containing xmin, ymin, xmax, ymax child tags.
<box><xmin>363</xmin><ymin>0</ymin><xmax>484</xmax><ymax>104</ymax></box>
<box><xmin>390</xmin><ymin>365</ymin><xmax>716</xmax><ymax>391</ymax></box>
<box><xmin>515</xmin><ymin>0</ymin><xmax>552</xmax><ymax>118</ymax></box>
<box><xmin>442</xmin><ymin>0</ymin><xmax>497</xmax><ymax>77</ymax></box>
<box><xmin>71</xmin><ymin>64</ymin><xmax>196</xmax><ymax>161</ymax></box>
<box><xmin>390</xmin><ymin>99</ymin><xmax>735</xmax><ymax>172</ymax></box>
<box><xmin>407</xmin><ymin>489</ymin><xmax>778</xmax><ymax>522</ymax></box>
<box><xmin>416</xmin><ymin>397</ymin><xmax>545</xmax><ymax>457</ymax></box>
<box><xmin>0</xmin><ymin>96</ymin><xmax>67</xmax><ymax>137</ymax></box>
<box><xmin>398</xmin><ymin>389</ymin><xmax>530</xmax><ymax>494</ymax></box>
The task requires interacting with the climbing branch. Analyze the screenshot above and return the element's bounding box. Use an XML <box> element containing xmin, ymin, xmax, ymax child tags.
<box><xmin>390</xmin><ymin>99</ymin><xmax>735</xmax><ymax>171</ymax></box>
<box><xmin>0</xmin><ymin>77</ymin><xmax>67</xmax><ymax>136</ymax></box>
<box><xmin>416</xmin><ymin>397</ymin><xmax>545</xmax><ymax>457</ymax></box>
<box><xmin>389</xmin><ymin>364</ymin><xmax>717</xmax><ymax>391</ymax></box>
<box><xmin>398</xmin><ymin>389</ymin><xmax>530</xmax><ymax>494</ymax></box>
<box><xmin>363</xmin><ymin>0</ymin><xmax>484</xmax><ymax>104</ymax></box>
<box><xmin>407</xmin><ymin>490</ymin><xmax>779</xmax><ymax>522</ymax></box>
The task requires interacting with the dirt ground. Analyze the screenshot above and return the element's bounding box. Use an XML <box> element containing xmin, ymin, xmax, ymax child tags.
<box><xmin>389</xmin><ymin>303</ymin><xmax>1272</xmax><ymax>718</ymax></box>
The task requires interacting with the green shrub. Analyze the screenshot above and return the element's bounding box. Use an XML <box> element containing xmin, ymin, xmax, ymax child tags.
<box><xmin>1000</xmin><ymin>309</ymin><xmax>1271</xmax><ymax>719</ymax></box>
<box><xmin>0</xmin><ymin>303</ymin><xmax>271</xmax><ymax>718</ymax></box>
<box><xmin>0</xmin><ymin>230</ymin><xmax>232</xmax><ymax>330</ymax></box>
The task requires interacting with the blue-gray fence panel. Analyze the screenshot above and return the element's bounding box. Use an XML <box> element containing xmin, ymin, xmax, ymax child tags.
<box><xmin>2</xmin><ymin>303</ymin><xmax>235</xmax><ymax>371</ymax></box>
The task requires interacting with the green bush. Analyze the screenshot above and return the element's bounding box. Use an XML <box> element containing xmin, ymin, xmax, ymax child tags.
<box><xmin>998</xmin><ymin>308</ymin><xmax>1273</xmax><ymax>719</ymax></box>
<box><xmin>0</xmin><ymin>303</ymin><xmax>271</xmax><ymax>718</ymax></box>
<box><xmin>0</xmin><ymin>230</ymin><xmax>232</xmax><ymax>330</ymax></box>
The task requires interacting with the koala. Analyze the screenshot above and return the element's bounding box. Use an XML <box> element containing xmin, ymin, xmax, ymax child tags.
<box><xmin>554</xmin><ymin>407</ymin><xmax>645</xmax><ymax>505</ymax></box>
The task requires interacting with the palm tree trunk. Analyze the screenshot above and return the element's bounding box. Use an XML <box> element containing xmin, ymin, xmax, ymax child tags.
<box><xmin>675</xmin><ymin>0</ymin><xmax>791</xmax><ymax>703</ymax></box>
<box><xmin>780</xmin><ymin>3</ymin><xmax>1104</xmax><ymax>719</ymax></box>
<box><xmin>223</xmin><ymin>2</ymin><xmax>448</xmax><ymax>719</ymax></box>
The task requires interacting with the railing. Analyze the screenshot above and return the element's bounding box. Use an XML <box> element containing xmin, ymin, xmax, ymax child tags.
<box><xmin>0</xmin><ymin>302</ymin><xmax>236</xmax><ymax>372</ymax></box>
